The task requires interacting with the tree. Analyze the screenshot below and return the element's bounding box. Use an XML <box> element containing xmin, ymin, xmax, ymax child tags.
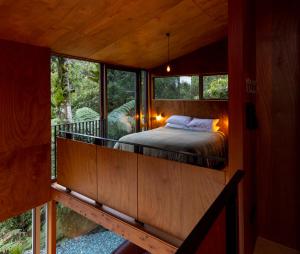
<box><xmin>51</xmin><ymin>56</ymin><xmax>73</xmax><ymax>123</ymax></box>
<box><xmin>51</xmin><ymin>57</ymin><xmax>100</xmax><ymax>124</ymax></box>
<box><xmin>203</xmin><ymin>75</ymin><xmax>228</xmax><ymax>99</ymax></box>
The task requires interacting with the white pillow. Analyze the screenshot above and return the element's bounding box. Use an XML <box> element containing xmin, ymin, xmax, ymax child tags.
<box><xmin>165</xmin><ymin>123</ymin><xmax>187</xmax><ymax>129</ymax></box>
<box><xmin>186</xmin><ymin>118</ymin><xmax>219</xmax><ymax>132</ymax></box>
<box><xmin>166</xmin><ymin>115</ymin><xmax>192</xmax><ymax>126</ymax></box>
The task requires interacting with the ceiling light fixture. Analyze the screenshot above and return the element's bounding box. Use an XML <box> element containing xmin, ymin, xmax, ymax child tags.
<box><xmin>166</xmin><ymin>33</ymin><xmax>171</xmax><ymax>73</ymax></box>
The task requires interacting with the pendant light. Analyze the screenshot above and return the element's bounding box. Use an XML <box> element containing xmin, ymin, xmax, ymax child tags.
<box><xmin>166</xmin><ymin>33</ymin><xmax>171</xmax><ymax>72</ymax></box>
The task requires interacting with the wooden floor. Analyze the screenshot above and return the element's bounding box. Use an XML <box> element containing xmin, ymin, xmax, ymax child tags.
<box><xmin>254</xmin><ymin>237</ymin><xmax>300</xmax><ymax>254</ymax></box>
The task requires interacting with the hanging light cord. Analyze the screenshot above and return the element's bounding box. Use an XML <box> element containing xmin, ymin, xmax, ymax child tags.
<box><xmin>167</xmin><ymin>33</ymin><xmax>170</xmax><ymax>64</ymax></box>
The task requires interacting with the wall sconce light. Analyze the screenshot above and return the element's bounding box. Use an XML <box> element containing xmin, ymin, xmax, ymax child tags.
<box><xmin>156</xmin><ymin>113</ymin><xmax>165</xmax><ymax>121</ymax></box>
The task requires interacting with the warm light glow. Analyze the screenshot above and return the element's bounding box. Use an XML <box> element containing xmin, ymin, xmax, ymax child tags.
<box><xmin>166</xmin><ymin>64</ymin><xmax>171</xmax><ymax>72</ymax></box>
<box><xmin>156</xmin><ymin>114</ymin><xmax>163</xmax><ymax>121</ymax></box>
<box><xmin>224</xmin><ymin>116</ymin><xmax>229</xmax><ymax>129</ymax></box>
<box><xmin>212</xmin><ymin>119</ymin><xmax>220</xmax><ymax>132</ymax></box>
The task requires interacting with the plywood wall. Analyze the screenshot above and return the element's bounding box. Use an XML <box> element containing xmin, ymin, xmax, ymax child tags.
<box><xmin>150</xmin><ymin>39</ymin><xmax>227</xmax><ymax>76</ymax></box>
<box><xmin>151</xmin><ymin>100</ymin><xmax>228</xmax><ymax>135</ymax></box>
<box><xmin>0</xmin><ymin>40</ymin><xmax>51</xmax><ymax>221</ymax></box>
<box><xmin>255</xmin><ymin>0</ymin><xmax>300</xmax><ymax>250</ymax></box>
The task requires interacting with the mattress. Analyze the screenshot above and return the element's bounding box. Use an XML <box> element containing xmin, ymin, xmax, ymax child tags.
<box><xmin>114</xmin><ymin>127</ymin><xmax>227</xmax><ymax>169</ymax></box>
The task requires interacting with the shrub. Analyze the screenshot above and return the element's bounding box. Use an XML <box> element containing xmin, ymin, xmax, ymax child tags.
<box><xmin>73</xmin><ymin>107</ymin><xmax>99</xmax><ymax>122</ymax></box>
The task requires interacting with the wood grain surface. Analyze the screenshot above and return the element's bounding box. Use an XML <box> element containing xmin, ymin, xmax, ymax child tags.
<box><xmin>97</xmin><ymin>147</ymin><xmax>138</xmax><ymax>218</ymax></box>
<box><xmin>0</xmin><ymin>0</ymin><xmax>227</xmax><ymax>68</ymax></box>
<box><xmin>0</xmin><ymin>40</ymin><xmax>51</xmax><ymax>222</ymax></box>
<box><xmin>57</xmin><ymin>138</ymin><xmax>97</xmax><ymax>200</ymax></box>
<box><xmin>151</xmin><ymin>100</ymin><xmax>228</xmax><ymax>135</ymax></box>
<box><xmin>138</xmin><ymin>155</ymin><xmax>225</xmax><ymax>240</ymax></box>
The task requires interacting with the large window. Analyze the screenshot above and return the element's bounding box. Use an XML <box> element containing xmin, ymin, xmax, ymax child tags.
<box><xmin>154</xmin><ymin>74</ymin><xmax>228</xmax><ymax>100</ymax></box>
<box><xmin>51</xmin><ymin>56</ymin><xmax>100</xmax><ymax>125</ymax></box>
<box><xmin>107</xmin><ymin>69</ymin><xmax>137</xmax><ymax>140</ymax></box>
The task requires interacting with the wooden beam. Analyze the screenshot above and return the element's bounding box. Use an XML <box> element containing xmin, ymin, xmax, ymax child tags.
<box><xmin>47</xmin><ymin>200</ymin><xmax>56</xmax><ymax>254</ymax></box>
<box><xmin>32</xmin><ymin>206</ymin><xmax>41</xmax><ymax>254</ymax></box>
<box><xmin>51</xmin><ymin>186</ymin><xmax>177</xmax><ymax>254</ymax></box>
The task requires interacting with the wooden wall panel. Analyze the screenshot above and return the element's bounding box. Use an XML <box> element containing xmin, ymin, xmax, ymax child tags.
<box><xmin>97</xmin><ymin>147</ymin><xmax>138</xmax><ymax>218</ymax></box>
<box><xmin>256</xmin><ymin>0</ymin><xmax>300</xmax><ymax>250</ymax></box>
<box><xmin>151</xmin><ymin>100</ymin><xmax>228</xmax><ymax>135</ymax></box>
<box><xmin>0</xmin><ymin>39</ymin><xmax>50</xmax><ymax>221</ymax></box>
<box><xmin>150</xmin><ymin>39</ymin><xmax>227</xmax><ymax>76</ymax></box>
<box><xmin>138</xmin><ymin>155</ymin><xmax>225</xmax><ymax>240</ymax></box>
<box><xmin>57</xmin><ymin>138</ymin><xmax>97</xmax><ymax>200</ymax></box>
<box><xmin>228</xmin><ymin>0</ymin><xmax>257</xmax><ymax>253</ymax></box>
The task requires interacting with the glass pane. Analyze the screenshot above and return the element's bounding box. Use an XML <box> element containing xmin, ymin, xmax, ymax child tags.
<box><xmin>40</xmin><ymin>205</ymin><xmax>47</xmax><ymax>253</ymax></box>
<box><xmin>107</xmin><ymin>69</ymin><xmax>136</xmax><ymax>140</ymax></box>
<box><xmin>154</xmin><ymin>76</ymin><xmax>199</xmax><ymax>99</ymax></box>
<box><xmin>50</xmin><ymin>56</ymin><xmax>100</xmax><ymax>178</ymax></box>
<box><xmin>56</xmin><ymin>203</ymin><xmax>125</xmax><ymax>253</ymax></box>
<box><xmin>51</xmin><ymin>56</ymin><xmax>100</xmax><ymax>123</ymax></box>
<box><xmin>203</xmin><ymin>75</ymin><xmax>228</xmax><ymax>99</ymax></box>
<box><xmin>140</xmin><ymin>71</ymin><xmax>148</xmax><ymax>131</ymax></box>
<box><xmin>0</xmin><ymin>210</ymin><xmax>32</xmax><ymax>253</ymax></box>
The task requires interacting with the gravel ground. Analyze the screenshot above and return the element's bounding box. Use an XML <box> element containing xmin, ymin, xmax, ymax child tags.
<box><xmin>24</xmin><ymin>230</ymin><xmax>124</xmax><ymax>254</ymax></box>
<box><xmin>56</xmin><ymin>230</ymin><xmax>125</xmax><ymax>254</ymax></box>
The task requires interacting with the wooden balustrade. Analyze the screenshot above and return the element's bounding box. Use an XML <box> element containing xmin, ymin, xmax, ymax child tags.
<box><xmin>56</xmin><ymin>137</ymin><xmax>226</xmax><ymax>240</ymax></box>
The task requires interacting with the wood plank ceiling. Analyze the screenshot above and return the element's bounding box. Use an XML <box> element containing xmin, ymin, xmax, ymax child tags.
<box><xmin>0</xmin><ymin>0</ymin><xmax>227</xmax><ymax>69</ymax></box>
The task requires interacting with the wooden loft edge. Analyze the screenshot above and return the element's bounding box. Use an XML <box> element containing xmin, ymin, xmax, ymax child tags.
<box><xmin>51</xmin><ymin>184</ymin><xmax>178</xmax><ymax>254</ymax></box>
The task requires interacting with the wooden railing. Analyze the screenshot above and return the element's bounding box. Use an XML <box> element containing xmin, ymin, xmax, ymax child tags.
<box><xmin>51</xmin><ymin>120</ymin><xmax>102</xmax><ymax>178</ymax></box>
<box><xmin>56</xmin><ymin>135</ymin><xmax>227</xmax><ymax>241</ymax></box>
<box><xmin>175</xmin><ymin>170</ymin><xmax>244</xmax><ymax>254</ymax></box>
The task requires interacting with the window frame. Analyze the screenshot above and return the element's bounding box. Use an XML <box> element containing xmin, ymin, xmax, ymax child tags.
<box><xmin>152</xmin><ymin>73</ymin><xmax>228</xmax><ymax>101</ymax></box>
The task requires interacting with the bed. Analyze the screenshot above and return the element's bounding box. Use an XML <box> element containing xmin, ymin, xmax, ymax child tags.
<box><xmin>114</xmin><ymin>125</ymin><xmax>227</xmax><ymax>169</ymax></box>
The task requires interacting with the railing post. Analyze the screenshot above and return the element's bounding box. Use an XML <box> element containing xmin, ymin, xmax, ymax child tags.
<box><xmin>226</xmin><ymin>189</ymin><xmax>238</xmax><ymax>254</ymax></box>
<box><xmin>32</xmin><ymin>206</ymin><xmax>41</xmax><ymax>254</ymax></box>
<box><xmin>47</xmin><ymin>200</ymin><xmax>56</xmax><ymax>254</ymax></box>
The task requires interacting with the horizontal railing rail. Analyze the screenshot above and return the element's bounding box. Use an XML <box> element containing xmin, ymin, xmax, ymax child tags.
<box><xmin>57</xmin><ymin>130</ymin><xmax>227</xmax><ymax>164</ymax></box>
<box><xmin>175</xmin><ymin>170</ymin><xmax>244</xmax><ymax>254</ymax></box>
<box><xmin>51</xmin><ymin>119</ymin><xmax>103</xmax><ymax>178</ymax></box>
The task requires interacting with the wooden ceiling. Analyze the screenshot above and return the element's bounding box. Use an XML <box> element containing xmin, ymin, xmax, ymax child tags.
<box><xmin>0</xmin><ymin>0</ymin><xmax>227</xmax><ymax>69</ymax></box>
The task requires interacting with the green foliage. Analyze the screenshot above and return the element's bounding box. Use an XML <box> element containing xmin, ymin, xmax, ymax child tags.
<box><xmin>203</xmin><ymin>75</ymin><xmax>228</xmax><ymax>99</ymax></box>
<box><xmin>1</xmin><ymin>212</ymin><xmax>31</xmax><ymax>232</ymax></box>
<box><xmin>107</xmin><ymin>69</ymin><xmax>136</xmax><ymax>113</ymax></box>
<box><xmin>10</xmin><ymin>245</ymin><xmax>22</xmax><ymax>254</ymax></box>
<box><xmin>51</xmin><ymin>56</ymin><xmax>100</xmax><ymax>123</ymax></box>
<box><xmin>74</xmin><ymin>107</ymin><xmax>100</xmax><ymax>122</ymax></box>
<box><xmin>108</xmin><ymin>100</ymin><xmax>135</xmax><ymax>139</ymax></box>
<box><xmin>154</xmin><ymin>76</ymin><xmax>199</xmax><ymax>99</ymax></box>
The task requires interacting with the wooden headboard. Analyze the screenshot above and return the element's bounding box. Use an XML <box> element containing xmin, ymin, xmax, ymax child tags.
<box><xmin>151</xmin><ymin>100</ymin><xmax>228</xmax><ymax>135</ymax></box>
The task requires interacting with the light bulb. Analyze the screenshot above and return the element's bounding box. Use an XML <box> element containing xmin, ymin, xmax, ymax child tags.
<box><xmin>156</xmin><ymin>114</ymin><xmax>162</xmax><ymax>121</ymax></box>
<box><xmin>166</xmin><ymin>65</ymin><xmax>171</xmax><ymax>72</ymax></box>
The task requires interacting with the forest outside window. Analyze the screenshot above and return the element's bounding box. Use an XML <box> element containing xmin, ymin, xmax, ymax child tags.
<box><xmin>154</xmin><ymin>74</ymin><xmax>228</xmax><ymax>100</ymax></box>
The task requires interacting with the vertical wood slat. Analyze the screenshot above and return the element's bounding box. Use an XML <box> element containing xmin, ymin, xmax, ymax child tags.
<box><xmin>97</xmin><ymin>147</ymin><xmax>138</xmax><ymax>218</ymax></box>
<box><xmin>47</xmin><ymin>201</ymin><xmax>56</xmax><ymax>254</ymax></box>
<box><xmin>137</xmin><ymin>155</ymin><xmax>225</xmax><ymax>240</ymax></box>
<box><xmin>57</xmin><ymin>138</ymin><xmax>97</xmax><ymax>200</ymax></box>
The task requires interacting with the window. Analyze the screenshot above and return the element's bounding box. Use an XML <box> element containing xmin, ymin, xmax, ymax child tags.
<box><xmin>154</xmin><ymin>74</ymin><xmax>228</xmax><ymax>100</ymax></box>
<box><xmin>154</xmin><ymin>76</ymin><xmax>199</xmax><ymax>99</ymax></box>
<box><xmin>203</xmin><ymin>75</ymin><xmax>228</xmax><ymax>99</ymax></box>
<box><xmin>51</xmin><ymin>56</ymin><xmax>100</xmax><ymax>125</ymax></box>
